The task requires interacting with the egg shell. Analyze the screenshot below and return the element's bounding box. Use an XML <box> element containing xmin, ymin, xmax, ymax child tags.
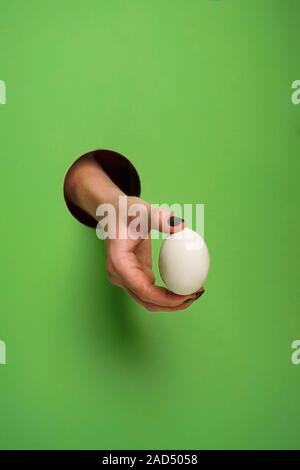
<box><xmin>159</xmin><ymin>228</ymin><xmax>210</xmax><ymax>295</ymax></box>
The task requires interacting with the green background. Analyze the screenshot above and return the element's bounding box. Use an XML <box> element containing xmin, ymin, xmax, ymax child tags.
<box><xmin>0</xmin><ymin>0</ymin><xmax>300</xmax><ymax>450</ymax></box>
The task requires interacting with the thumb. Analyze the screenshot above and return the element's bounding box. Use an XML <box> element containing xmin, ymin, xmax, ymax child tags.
<box><xmin>150</xmin><ymin>205</ymin><xmax>185</xmax><ymax>234</ymax></box>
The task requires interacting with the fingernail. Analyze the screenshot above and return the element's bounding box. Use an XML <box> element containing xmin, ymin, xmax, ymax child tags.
<box><xmin>195</xmin><ymin>290</ymin><xmax>205</xmax><ymax>300</ymax></box>
<box><xmin>184</xmin><ymin>298</ymin><xmax>194</xmax><ymax>304</ymax></box>
<box><xmin>168</xmin><ymin>216</ymin><xmax>184</xmax><ymax>227</ymax></box>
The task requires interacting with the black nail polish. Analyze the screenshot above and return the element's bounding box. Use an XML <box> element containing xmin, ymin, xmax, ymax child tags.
<box><xmin>195</xmin><ymin>290</ymin><xmax>205</xmax><ymax>300</ymax></box>
<box><xmin>168</xmin><ymin>216</ymin><xmax>184</xmax><ymax>227</ymax></box>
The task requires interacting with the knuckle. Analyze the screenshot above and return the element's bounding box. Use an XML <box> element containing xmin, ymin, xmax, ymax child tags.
<box><xmin>134</xmin><ymin>280</ymin><xmax>149</xmax><ymax>299</ymax></box>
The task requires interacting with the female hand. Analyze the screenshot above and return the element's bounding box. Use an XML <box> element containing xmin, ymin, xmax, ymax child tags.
<box><xmin>105</xmin><ymin>196</ymin><xmax>204</xmax><ymax>312</ymax></box>
<box><xmin>64</xmin><ymin>156</ymin><xmax>204</xmax><ymax>312</ymax></box>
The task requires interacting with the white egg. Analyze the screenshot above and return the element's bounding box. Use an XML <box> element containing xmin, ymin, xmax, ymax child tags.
<box><xmin>159</xmin><ymin>228</ymin><xmax>210</xmax><ymax>295</ymax></box>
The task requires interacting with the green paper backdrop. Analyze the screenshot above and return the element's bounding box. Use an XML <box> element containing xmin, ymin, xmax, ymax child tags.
<box><xmin>0</xmin><ymin>0</ymin><xmax>300</xmax><ymax>450</ymax></box>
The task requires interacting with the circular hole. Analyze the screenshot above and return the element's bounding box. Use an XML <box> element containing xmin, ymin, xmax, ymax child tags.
<box><xmin>63</xmin><ymin>149</ymin><xmax>141</xmax><ymax>228</ymax></box>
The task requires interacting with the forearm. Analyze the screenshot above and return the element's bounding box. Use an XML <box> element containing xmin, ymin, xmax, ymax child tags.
<box><xmin>64</xmin><ymin>156</ymin><xmax>124</xmax><ymax>220</ymax></box>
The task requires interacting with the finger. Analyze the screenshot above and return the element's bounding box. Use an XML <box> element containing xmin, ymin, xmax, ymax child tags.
<box><xmin>107</xmin><ymin>275</ymin><xmax>201</xmax><ymax>312</ymax></box>
<box><xmin>126</xmin><ymin>288</ymin><xmax>193</xmax><ymax>312</ymax></box>
<box><xmin>150</xmin><ymin>205</ymin><xmax>185</xmax><ymax>234</ymax></box>
<box><xmin>107</xmin><ymin>270</ymin><xmax>182</xmax><ymax>311</ymax></box>
<box><xmin>135</xmin><ymin>238</ymin><xmax>152</xmax><ymax>269</ymax></box>
<box><xmin>142</xmin><ymin>265</ymin><xmax>156</xmax><ymax>284</ymax></box>
<box><xmin>115</xmin><ymin>251</ymin><xmax>195</xmax><ymax>307</ymax></box>
<box><xmin>135</xmin><ymin>239</ymin><xmax>155</xmax><ymax>282</ymax></box>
